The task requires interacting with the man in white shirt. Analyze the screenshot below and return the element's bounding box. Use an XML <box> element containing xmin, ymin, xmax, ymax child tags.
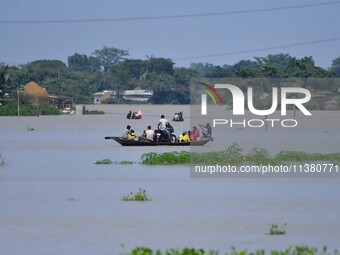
<box><xmin>157</xmin><ymin>115</ymin><xmax>169</xmax><ymax>130</ymax></box>
<box><xmin>144</xmin><ymin>126</ymin><xmax>154</xmax><ymax>141</ymax></box>
<box><xmin>122</xmin><ymin>125</ymin><xmax>131</xmax><ymax>138</ymax></box>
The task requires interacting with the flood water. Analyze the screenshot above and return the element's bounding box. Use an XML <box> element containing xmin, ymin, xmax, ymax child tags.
<box><xmin>0</xmin><ymin>105</ymin><xmax>340</xmax><ymax>255</ymax></box>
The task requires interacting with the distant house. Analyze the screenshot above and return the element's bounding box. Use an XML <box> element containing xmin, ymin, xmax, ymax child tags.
<box><xmin>93</xmin><ymin>88</ymin><xmax>153</xmax><ymax>104</ymax></box>
<box><xmin>23</xmin><ymin>81</ymin><xmax>49</xmax><ymax>105</ymax></box>
<box><xmin>93</xmin><ymin>90</ymin><xmax>114</xmax><ymax>104</ymax></box>
<box><xmin>122</xmin><ymin>89</ymin><xmax>154</xmax><ymax>102</ymax></box>
<box><xmin>48</xmin><ymin>95</ymin><xmax>73</xmax><ymax>110</ymax></box>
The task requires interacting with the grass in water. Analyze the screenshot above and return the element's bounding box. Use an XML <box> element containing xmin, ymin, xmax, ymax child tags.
<box><xmin>115</xmin><ymin>160</ymin><xmax>134</xmax><ymax>165</ymax></box>
<box><xmin>121</xmin><ymin>246</ymin><xmax>338</xmax><ymax>255</ymax></box>
<box><xmin>267</xmin><ymin>223</ymin><xmax>287</xmax><ymax>235</ymax></box>
<box><xmin>0</xmin><ymin>154</ymin><xmax>6</xmax><ymax>168</ymax></box>
<box><xmin>122</xmin><ymin>188</ymin><xmax>152</xmax><ymax>201</ymax></box>
<box><xmin>27</xmin><ymin>126</ymin><xmax>36</xmax><ymax>131</ymax></box>
<box><xmin>140</xmin><ymin>143</ymin><xmax>340</xmax><ymax>165</ymax></box>
<box><xmin>84</xmin><ymin>109</ymin><xmax>105</xmax><ymax>115</ymax></box>
<box><xmin>95</xmin><ymin>159</ymin><xmax>113</xmax><ymax>164</ymax></box>
<box><xmin>141</xmin><ymin>151</ymin><xmax>190</xmax><ymax>165</ymax></box>
<box><xmin>95</xmin><ymin>159</ymin><xmax>134</xmax><ymax>165</ymax></box>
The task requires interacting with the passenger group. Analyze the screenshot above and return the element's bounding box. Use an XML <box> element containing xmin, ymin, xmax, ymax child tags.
<box><xmin>121</xmin><ymin>115</ymin><xmax>211</xmax><ymax>142</ymax></box>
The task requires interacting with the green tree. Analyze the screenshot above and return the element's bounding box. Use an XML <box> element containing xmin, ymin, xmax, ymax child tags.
<box><xmin>189</xmin><ymin>62</ymin><xmax>214</xmax><ymax>76</ymax></box>
<box><xmin>205</xmin><ymin>65</ymin><xmax>232</xmax><ymax>78</ymax></box>
<box><xmin>255</xmin><ymin>54</ymin><xmax>292</xmax><ymax>69</ymax></box>
<box><xmin>146</xmin><ymin>57</ymin><xmax>174</xmax><ymax>75</ymax></box>
<box><xmin>0</xmin><ymin>65</ymin><xmax>10</xmax><ymax>99</ymax></box>
<box><xmin>92</xmin><ymin>46</ymin><xmax>129</xmax><ymax>74</ymax></box>
<box><xmin>285</xmin><ymin>57</ymin><xmax>333</xmax><ymax>78</ymax></box>
<box><xmin>68</xmin><ymin>53</ymin><xmax>100</xmax><ymax>72</ymax></box>
<box><xmin>23</xmin><ymin>60</ymin><xmax>68</xmax><ymax>82</ymax></box>
<box><xmin>330</xmin><ymin>57</ymin><xmax>340</xmax><ymax>77</ymax></box>
<box><xmin>118</xmin><ymin>59</ymin><xmax>147</xmax><ymax>80</ymax></box>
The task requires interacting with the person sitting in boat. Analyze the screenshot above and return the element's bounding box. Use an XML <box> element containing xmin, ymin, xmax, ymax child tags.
<box><xmin>190</xmin><ymin>126</ymin><xmax>200</xmax><ymax>141</ymax></box>
<box><xmin>179</xmin><ymin>131</ymin><xmax>190</xmax><ymax>142</ymax></box>
<box><xmin>122</xmin><ymin>125</ymin><xmax>131</xmax><ymax>138</ymax></box>
<box><xmin>127</xmin><ymin>110</ymin><xmax>142</xmax><ymax>119</ymax></box>
<box><xmin>172</xmin><ymin>111</ymin><xmax>183</xmax><ymax>121</ymax></box>
<box><xmin>199</xmin><ymin>123</ymin><xmax>212</xmax><ymax>139</ymax></box>
<box><xmin>178</xmin><ymin>111</ymin><xmax>183</xmax><ymax>121</ymax></box>
<box><xmin>128</xmin><ymin>129</ymin><xmax>137</xmax><ymax>140</ymax></box>
<box><xmin>135</xmin><ymin>110</ymin><xmax>142</xmax><ymax>119</ymax></box>
<box><xmin>144</xmin><ymin>125</ymin><xmax>154</xmax><ymax>141</ymax></box>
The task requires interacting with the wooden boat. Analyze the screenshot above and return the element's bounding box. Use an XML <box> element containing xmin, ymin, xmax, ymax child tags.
<box><xmin>172</xmin><ymin>118</ymin><xmax>184</xmax><ymax>122</ymax></box>
<box><xmin>126</xmin><ymin>110</ymin><xmax>142</xmax><ymax>119</ymax></box>
<box><xmin>105</xmin><ymin>136</ymin><xmax>212</xmax><ymax>146</ymax></box>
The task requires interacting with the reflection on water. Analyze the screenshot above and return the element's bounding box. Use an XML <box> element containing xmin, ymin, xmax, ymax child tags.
<box><xmin>0</xmin><ymin>107</ymin><xmax>340</xmax><ymax>255</ymax></box>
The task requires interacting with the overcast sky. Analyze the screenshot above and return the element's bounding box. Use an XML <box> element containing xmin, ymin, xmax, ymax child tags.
<box><xmin>1</xmin><ymin>0</ymin><xmax>339</xmax><ymax>68</ymax></box>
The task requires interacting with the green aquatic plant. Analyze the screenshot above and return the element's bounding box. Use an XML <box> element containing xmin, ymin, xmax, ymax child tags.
<box><xmin>27</xmin><ymin>126</ymin><xmax>36</xmax><ymax>131</ymax></box>
<box><xmin>267</xmin><ymin>223</ymin><xmax>287</xmax><ymax>235</ymax></box>
<box><xmin>115</xmin><ymin>160</ymin><xmax>134</xmax><ymax>165</ymax></box>
<box><xmin>122</xmin><ymin>188</ymin><xmax>151</xmax><ymax>201</ymax></box>
<box><xmin>95</xmin><ymin>159</ymin><xmax>113</xmax><ymax>164</ymax></box>
<box><xmin>84</xmin><ymin>109</ymin><xmax>105</xmax><ymax>115</ymax></box>
<box><xmin>121</xmin><ymin>246</ymin><xmax>339</xmax><ymax>255</ymax></box>
<box><xmin>137</xmin><ymin>143</ymin><xmax>340</xmax><ymax>166</ymax></box>
<box><xmin>141</xmin><ymin>151</ymin><xmax>190</xmax><ymax>165</ymax></box>
<box><xmin>122</xmin><ymin>247</ymin><xmax>218</xmax><ymax>255</ymax></box>
<box><xmin>0</xmin><ymin>154</ymin><xmax>6</xmax><ymax>167</ymax></box>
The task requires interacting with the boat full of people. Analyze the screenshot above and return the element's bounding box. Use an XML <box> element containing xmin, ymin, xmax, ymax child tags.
<box><xmin>126</xmin><ymin>110</ymin><xmax>142</xmax><ymax>119</ymax></box>
<box><xmin>106</xmin><ymin>114</ymin><xmax>213</xmax><ymax>146</ymax></box>
<box><xmin>105</xmin><ymin>136</ymin><xmax>212</xmax><ymax>146</ymax></box>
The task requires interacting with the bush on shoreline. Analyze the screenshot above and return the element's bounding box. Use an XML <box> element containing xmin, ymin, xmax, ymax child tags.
<box><xmin>0</xmin><ymin>102</ymin><xmax>61</xmax><ymax>116</ymax></box>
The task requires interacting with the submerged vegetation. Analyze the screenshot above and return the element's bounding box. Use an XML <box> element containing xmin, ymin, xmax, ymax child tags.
<box><xmin>141</xmin><ymin>151</ymin><xmax>190</xmax><ymax>165</ymax></box>
<box><xmin>84</xmin><ymin>109</ymin><xmax>105</xmax><ymax>115</ymax></box>
<box><xmin>115</xmin><ymin>160</ymin><xmax>134</xmax><ymax>165</ymax></box>
<box><xmin>267</xmin><ymin>223</ymin><xmax>287</xmax><ymax>235</ymax></box>
<box><xmin>95</xmin><ymin>159</ymin><xmax>113</xmax><ymax>164</ymax></box>
<box><xmin>122</xmin><ymin>188</ymin><xmax>152</xmax><ymax>201</ymax></box>
<box><xmin>95</xmin><ymin>159</ymin><xmax>134</xmax><ymax>164</ymax></box>
<box><xmin>121</xmin><ymin>246</ymin><xmax>339</xmax><ymax>255</ymax></box>
<box><xmin>0</xmin><ymin>154</ymin><xmax>6</xmax><ymax>168</ymax></box>
<box><xmin>94</xmin><ymin>144</ymin><xmax>340</xmax><ymax>166</ymax></box>
<box><xmin>140</xmin><ymin>144</ymin><xmax>340</xmax><ymax>165</ymax></box>
<box><xmin>26</xmin><ymin>126</ymin><xmax>36</xmax><ymax>131</ymax></box>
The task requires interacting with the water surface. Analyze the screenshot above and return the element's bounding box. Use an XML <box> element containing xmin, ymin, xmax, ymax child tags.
<box><xmin>1</xmin><ymin>106</ymin><xmax>340</xmax><ymax>255</ymax></box>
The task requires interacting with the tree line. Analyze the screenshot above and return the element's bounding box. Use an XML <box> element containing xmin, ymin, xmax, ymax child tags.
<box><xmin>1</xmin><ymin>46</ymin><xmax>340</xmax><ymax>105</ymax></box>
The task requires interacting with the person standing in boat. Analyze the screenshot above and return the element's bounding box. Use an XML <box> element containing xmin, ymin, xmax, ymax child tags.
<box><xmin>122</xmin><ymin>125</ymin><xmax>131</xmax><ymax>138</ymax></box>
<box><xmin>199</xmin><ymin>123</ymin><xmax>212</xmax><ymax>138</ymax></box>
<box><xmin>157</xmin><ymin>115</ymin><xmax>169</xmax><ymax>141</ymax></box>
<box><xmin>158</xmin><ymin>115</ymin><xmax>169</xmax><ymax>130</ymax></box>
